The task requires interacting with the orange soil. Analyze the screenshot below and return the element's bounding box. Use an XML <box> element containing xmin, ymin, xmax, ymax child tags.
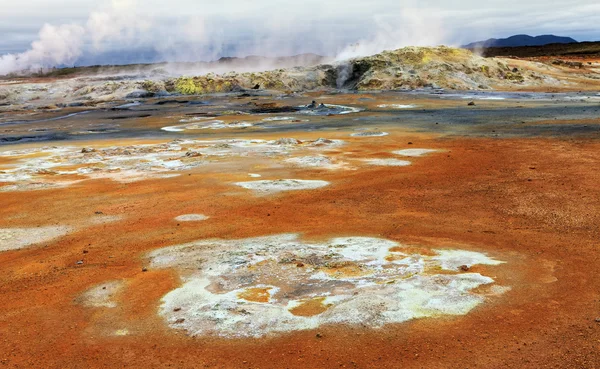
<box><xmin>289</xmin><ymin>298</ymin><xmax>331</xmax><ymax>317</ymax></box>
<box><xmin>238</xmin><ymin>288</ymin><xmax>273</xmax><ymax>303</ymax></box>
<box><xmin>1</xmin><ymin>129</ymin><xmax>600</xmax><ymax>368</ymax></box>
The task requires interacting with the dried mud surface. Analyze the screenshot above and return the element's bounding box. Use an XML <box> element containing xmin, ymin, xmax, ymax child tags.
<box><xmin>1</xmin><ymin>92</ymin><xmax>600</xmax><ymax>368</ymax></box>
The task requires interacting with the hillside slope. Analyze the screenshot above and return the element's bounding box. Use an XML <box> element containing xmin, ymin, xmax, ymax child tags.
<box><xmin>156</xmin><ymin>46</ymin><xmax>565</xmax><ymax>94</ymax></box>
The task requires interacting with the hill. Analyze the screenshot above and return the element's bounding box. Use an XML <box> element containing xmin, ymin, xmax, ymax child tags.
<box><xmin>473</xmin><ymin>41</ymin><xmax>600</xmax><ymax>58</ymax></box>
<box><xmin>464</xmin><ymin>34</ymin><xmax>577</xmax><ymax>49</ymax></box>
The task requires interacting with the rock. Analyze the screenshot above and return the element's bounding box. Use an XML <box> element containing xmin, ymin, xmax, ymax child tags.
<box><xmin>175</xmin><ymin>318</ymin><xmax>185</xmax><ymax>324</ymax></box>
<box><xmin>185</xmin><ymin>151</ymin><xmax>202</xmax><ymax>158</ymax></box>
<box><xmin>38</xmin><ymin>105</ymin><xmax>59</xmax><ymax>110</ymax></box>
<box><xmin>126</xmin><ymin>90</ymin><xmax>155</xmax><ymax>99</ymax></box>
<box><xmin>459</xmin><ymin>265</ymin><xmax>470</xmax><ymax>272</ymax></box>
<box><xmin>595</xmin><ymin>318</ymin><xmax>600</xmax><ymax>323</ymax></box>
<box><xmin>174</xmin><ymin>307</ymin><xmax>182</xmax><ymax>312</ymax></box>
<box><xmin>142</xmin><ymin>267</ymin><xmax>148</xmax><ymax>272</ymax></box>
<box><xmin>468</xmin><ymin>101</ymin><xmax>476</xmax><ymax>106</ymax></box>
<box><xmin>76</xmin><ymin>260</ymin><xmax>84</xmax><ymax>265</ymax></box>
<box><xmin>307</xmin><ymin>100</ymin><xmax>317</xmax><ymax>109</ymax></box>
<box><xmin>81</xmin><ymin>147</ymin><xmax>96</xmax><ymax>153</ymax></box>
<box><xmin>252</xmin><ymin>84</ymin><xmax>260</xmax><ymax>90</ymax></box>
<box><xmin>316</xmin><ymin>333</ymin><xmax>323</xmax><ymax>338</ymax></box>
<box><xmin>154</xmin><ymin>90</ymin><xmax>171</xmax><ymax>97</ymax></box>
<box><xmin>312</xmin><ymin>138</ymin><xmax>334</xmax><ymax>146</ymax></box>
<box><xmin>296</xmin><ymin>262</ymin><xmax>305</xmax><ymax>268</ymax></box>
<box><xmin>551</xmin><ymin>59</ymin><xmax>583</xmax><ymax>68</ymax></box>
<box><xmin>274</xmin><ymin>138</ymin><xmax>301</xmax><ymax>146</ymax></box>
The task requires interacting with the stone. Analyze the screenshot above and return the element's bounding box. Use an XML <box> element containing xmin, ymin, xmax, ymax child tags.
<box><xmin>185</xmin><ymin>151</ymin><xmax>202</xmax><ymax>158</ymax></box>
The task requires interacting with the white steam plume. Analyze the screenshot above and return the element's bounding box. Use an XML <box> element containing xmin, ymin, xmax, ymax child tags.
<box><xmin>0</xmin><ymin>0</ymin><xmax>450</xmax><ymax>76</ymax></box>
<box><xmin>0</xmin><ymin>24</ymin><xmax>85</xmax><ymax>75</ymax></box>
<box><xmin>0</xmin><ymin>0</ymin><xmax>151</xmax><ymax>75</ymax></box>
<box><xmin>87</xmin><ymin>0</ymin><xmax>153</xmax><ymax>51</ymax></box>
<box><xmin>335</xmin><ymin>8</ymin><xmax>447</xmax><ymax>61</ymax></box>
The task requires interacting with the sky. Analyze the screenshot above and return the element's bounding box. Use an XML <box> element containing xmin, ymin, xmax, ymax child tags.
<box><xmin>0</xmin><ymin>0</ymin><xmax>599</xmax><ymax>73</ymax></box>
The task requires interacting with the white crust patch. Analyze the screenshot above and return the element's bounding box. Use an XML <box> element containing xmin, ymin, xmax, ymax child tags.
<box><xmin>148</xmin><ymin>234</ymin><xmax>505</xmax><ymax>338</ymax></box>
<box><xmin>175</xmin><ymin>214</ymin><xmax>209</xmax><ymax>222</ymax></box>
<box><xmin>0</xmin><ymin>226</ymin><xmax>71</xmax><ymax>252</ymax></box>
<box><xmin>377</xmin><ymin>104</ymin><xmax>418</xmax><ymax>109</ymax></box>
<box><xmin>361</xmin><ymin>159</ymin><xmax>412</xmax><ymax>167</ymax></box>
<box><xmin>234</xmin><ymin>179</ymin><xmax>330</xmax><ymax>194</ymax></box>
<box><xmin>393</xmin><ymin>149</ymin><xmax>439</xmax><ymax>157</ymax></box>
<box><xmin>75</xmin><ymin>281</ymin><xmax>124</xmax><ymax>308</ymax></box>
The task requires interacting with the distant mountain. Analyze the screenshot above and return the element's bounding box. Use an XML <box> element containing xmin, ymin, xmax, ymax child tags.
<box><xmin>463</xmin><ymin>34</ymin><xmax>578</xmax><ymax>49</ymax></box>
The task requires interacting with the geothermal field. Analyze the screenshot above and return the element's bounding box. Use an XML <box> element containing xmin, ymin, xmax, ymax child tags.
<box><xmin>1</xmin><ymin>46</ymin><xmax>600</xmax><ymax>368</ymax></box>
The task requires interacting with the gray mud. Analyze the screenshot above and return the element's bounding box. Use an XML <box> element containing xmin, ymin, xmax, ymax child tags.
<box><xmin>1</xmin><ymin>91</ymin><xmax>599</xmax><ymax>145</ymax></box>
